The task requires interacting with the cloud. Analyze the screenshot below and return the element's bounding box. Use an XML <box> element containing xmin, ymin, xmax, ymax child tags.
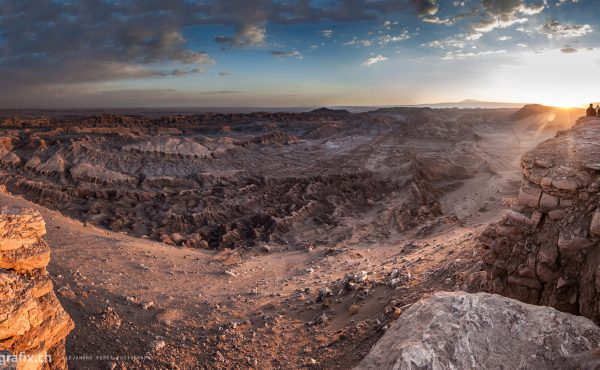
<box><xmin>473</xmin><ymin>0</ymin><xmax>545</xmax><ymax>33</ymax></box>
<box><xmin>362</xmin><ymin>55</ymin><xmax>388</xmax><ymax>66</ymax></box>
<box><xmin>0</xmin><ymin>0</ymin><xmax>466</xmax><ymax>92</ymax></box>
<box><xmin>344</xmin><ymin>38</ymin><xmax>375</xmax><ymax>47</ymax></box>
<box><xmin>539</xmin><ymin>19</ymin><xmax>593</xmax><ymax>38</ymax></box>
<box><xmin>481</xmin><ymin>0</ymin><xmax>545</xmax><ymax>16</ymax></box>
<box><xmin>422</xmin><ymin>6</ymin><xmax>477</xmax><ymax>26</ymax></box>
<box><xmin>473</xmin><ymin>16</ymin><xmax>528</xmax><ymax>32</ymax></box>
<box><xmin>442</xmin><ymin>49</ymin><xmax>507</xmax><ymax>60</ymax></box>
<box><xmin>321</xmin><ymin>29</ymin><xmax>334</xmax><ymax>38</ymax></box>
<box><xmin>422</xmin><ymin>32</ymin><xmax>480</xmax><ymax>49</ymax></box>
<box><xmin>0</xmin><ymin>0</ymin><xmax>591</xmax><ymax>108</ymax></box>
<box><xmin>411</xmin><ymin>0</ymin><xmax>439</xmax><ymax>16</ymax></box>
<box><xmin>381</xmin><ymin>20</ymin><xmax>400</xmax><ymax>30</ymax></box>
<box><xmin>423</xmin><ymin>16</ymin><xmax>457</xmax><ymax>25</ymax></box>
<box><xmin>422</xmin><ymin>0</ymin><xmax>547</xmax><ymax>57</ymax></box>
<box><xmin>0</xmin><ymin>0</ymin><xmax>216</xmax><ymax>90</ymax></box>
<box><xmin>214</xmin><ymin>24</ymin><xmax>267</xmax><ymax>48</ymax></box>
<box><xmin>270</xmin><ymin>50</ymin><xmax>304</xmax><ymax>59</ymax></box>
<box><xmin>344</xmin><ymin>30</ymin><xmax>410</xmax><ymax>48</ymax></box>
<box><xmin>218</xmin><ymin>72</ymin><xmax>232</xmax><ymax>77</ymax></box>
<box><xmin>379</xmin><ymin>31</ymin><xmax>411</xmax><ymax>45</ymax></box>
<box><xmin>557</xmin><ymin>0</ymin><xmax>579</xmax><ymax>5</ymax></box>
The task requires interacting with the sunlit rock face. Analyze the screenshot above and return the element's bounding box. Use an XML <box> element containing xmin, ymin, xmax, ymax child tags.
<box><xmin>355</xmin><ymin>292</ymin><xmax>600</xmax><ymax>370</ymax></box>
<box><xmin>0</xmin><ymin>207</ymin><xmax>74</xmax><ymax>370</ymax></box>
<box><xmin>481</xmin><ymin>116</ymin><xmax>600</xmax><ymax>322</ymax></box>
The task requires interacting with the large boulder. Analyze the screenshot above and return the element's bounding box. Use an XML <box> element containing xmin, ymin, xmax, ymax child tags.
<box><xmin>356</xmin><ymin>292</ymin><xmax>600</xmax><ymax>370</ymax></box>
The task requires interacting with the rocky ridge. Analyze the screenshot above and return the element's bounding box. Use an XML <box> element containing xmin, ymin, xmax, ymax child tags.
<box><xmin>0</xmin><ymin>207</ymin><xmax>73</xmax><ymax>369</ymax></box>
<box><xmin>481</xmin><ymin>116</ymin><xmax>600</xmax><ymax>322</ymax></box>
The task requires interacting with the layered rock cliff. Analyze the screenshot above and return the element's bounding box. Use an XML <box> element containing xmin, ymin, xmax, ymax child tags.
<box><xmin>0</xmin><ymin>207</ymin><xmax>73</xmax><ymax>369</ymax></box>
<box><xmin>481</xmin><ymin>116</ymin><xmax>600</xmax><ymax>322</ymax></box>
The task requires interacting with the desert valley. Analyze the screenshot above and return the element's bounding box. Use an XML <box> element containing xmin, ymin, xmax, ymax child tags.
<box><xmin>5</xmin><ymin>104</ymin><xmax>600</xmax><ymax>368</ymax></box>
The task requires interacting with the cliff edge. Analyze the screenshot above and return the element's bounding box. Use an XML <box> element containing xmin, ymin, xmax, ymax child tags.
<box><xmin>481</xmin><ymin>116</ymin><xmax>600</xmax><ymax>322</ymax></box>
<box><xmin>0</xmin><ymin>207</ymin><xmax>74</xmax><ymax>369</ymax></box>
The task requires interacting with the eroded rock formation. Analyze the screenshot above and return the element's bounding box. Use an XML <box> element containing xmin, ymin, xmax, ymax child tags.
<box><xmin>0</xmin><ymin>207</ymin><xmax>74</xmax><ymax>369</ymax></box>
<box><xmin>481</xmin><ymin>116</ymin><xmax>600</xmax><ymax>322</ymax></box>
<box><xmin>356</xmin><ymin>292</ymin><xmax>600</xmax><ymax>370</ymax></box>
<box><xmin>0</xmin><ymin>109</ymin><xmax>491</xmax><ymax>250</ymax></box>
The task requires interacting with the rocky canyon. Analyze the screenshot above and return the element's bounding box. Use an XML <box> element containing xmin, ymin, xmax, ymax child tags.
<box><xmin>1</xmin><ymin>105</ymin><xmax>600</xmax><ymax>369</ymax></box>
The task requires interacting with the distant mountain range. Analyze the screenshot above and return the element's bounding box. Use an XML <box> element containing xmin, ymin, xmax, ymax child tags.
<box><xmin>403</xmin><ymin>99</ymin><xmax>525</xmax><ymax>109</ymax></box>
<box><xmin>0</xmin><ymin>101</ymin><xmax>572</xmax><ymax>117</ymax></box>
<box><xmin>330</xmin><ymin>100</ymin><xmax>525</xmax><ymax>112</ymax></box>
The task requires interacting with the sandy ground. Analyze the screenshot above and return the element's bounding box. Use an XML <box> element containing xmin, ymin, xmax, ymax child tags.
<box><xmin>0</xmin><ymin>190</ymin><xmax>489</xmax><ymax>369</ymax></box>
<box><xmin>440</xmin><ymin>122</ymin><xmax>555</xmax><ymax>224</ymax></box>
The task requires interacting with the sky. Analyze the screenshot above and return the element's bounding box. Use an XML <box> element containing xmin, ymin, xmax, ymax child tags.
<box><xmin>0</xmin><ymin>0</ymin><xmax>597</xmax><ymax>108</ymax></box>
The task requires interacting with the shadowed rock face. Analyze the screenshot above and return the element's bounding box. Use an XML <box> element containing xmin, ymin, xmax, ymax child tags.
<box><xmin>481</xmin><ymin>116</ymin><xmax>600</xmax><ymax>323</ymax></box>
<box><xmin>356</xmin><ymin>292</ymin><xmax>600</xmax><ymax>370</ymax></box>
<box><xmin>0</xmin><ymin>207</ymin><xmax>74</xmax><ymax>369</ymax></box>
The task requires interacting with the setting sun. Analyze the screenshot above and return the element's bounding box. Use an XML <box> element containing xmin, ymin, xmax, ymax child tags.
<box><xmin>490</xmin><ymin>49</ymin><xmax>600</xmax><ymax>108</ymax></box>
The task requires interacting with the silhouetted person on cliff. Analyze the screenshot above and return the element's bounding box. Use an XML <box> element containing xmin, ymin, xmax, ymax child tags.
<box><xmin>586</xmin><ymin>103</ymin><xmax>596</xmax><ymax>116</ymax></box>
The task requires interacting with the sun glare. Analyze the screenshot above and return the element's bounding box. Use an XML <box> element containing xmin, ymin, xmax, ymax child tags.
<box><xmin>491</xmin><ymin>49</ymin><xmax>600</xmax><ymax>108</ymax></box>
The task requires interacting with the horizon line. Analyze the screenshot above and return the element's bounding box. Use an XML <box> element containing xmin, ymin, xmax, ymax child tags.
<box><xmin>0</xmin><ymin>101</ymin><xmax>588</xmax><ymax>112</ymax></box>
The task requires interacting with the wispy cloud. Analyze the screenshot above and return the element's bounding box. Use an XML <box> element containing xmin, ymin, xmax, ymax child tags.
<box><xmin>362</xmin><ymin>55</ymin><xmax>388</xmax><ymax>66</ymax></box>
<box><xmin>422</xmin><ymin>32</ymin><xmax>480</xmax><ymax>49</ymax></box>
<box><xmin>423</xmin><ymin>16</ymin><xmax>457</xmax><ymax>25</ymax></box>
<box><xmin>345</xmin><ymin>30</ymin><xmax>410</xmax><ymax>47</ymax></box>
<box><xmin>270</xmin><ymin>50</ymin><xmax>304</xmax><ymax>59</ymax></box>
<box><xmin>442</xmin><ymin>49</ymin><xmax>507</xmax><ymax>60</ymax></box>
<box><xmin>344</xmin><ymin>38</ymin><xmax>374</xmax><ymax>47</ymax></box>
<box><xmin>321</xmin><ymin>29</ymin><xmax>334</xmax><ymax>38</ymax></box>
<box><xmin>379</xmin><ymin>31</ymin><xmax>411</xmax><ymax>45</ymax></box>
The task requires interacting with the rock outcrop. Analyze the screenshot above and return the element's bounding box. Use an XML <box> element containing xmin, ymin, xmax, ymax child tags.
<box><xmin>0</xmin><ymin>207</ymin><xmax>74</xmax><ymax>369</ymax></box>
<box><xmin>356</xmin><ymin>292</ymin><xmax>600</xmax><ymax>370</ymax></box>
<box><xmin>481</xmin><ymin>116</ymin><xmax>600</xmax><ymax>323</ymax></box>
